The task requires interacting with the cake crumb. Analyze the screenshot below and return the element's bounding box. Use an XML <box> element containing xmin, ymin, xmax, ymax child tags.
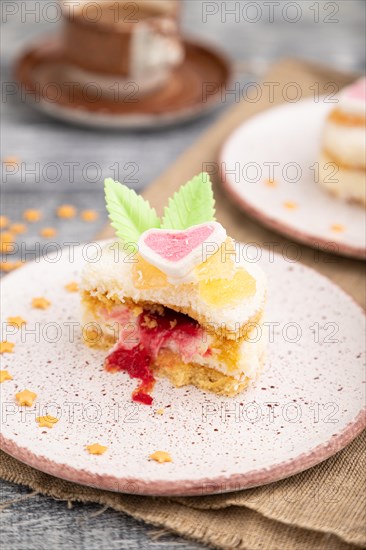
<box><xmin>0</xmin><ymin>341</ymin><xmax>15</xmax><ymax>354</ymax></box>
<box><xmin>0</xmin><ymin>370</ymin><xmax>13</xmax><ymax>383</ymax></box>
<box><xmin>65</xmin><ymin>281</ymin><xmax>79</xmax><ymax>292</ymax></box>
<box><xmin>149</xmin><ymin>304</ymin><xmax>165</xmax><ymax>316</ymax></box>
<box><xmin>86</xmin><ymin>443</ymin><xmax>108</xmax><ymax>455</ymax></box>
<box><xmin>7</xmin><ymin>316</ymin><xmax>26</xmax><ymax>328</ymax></box>
<box><xmin>9</xmin><ymin>223</ymin><xmax>27</xmax><ymax>234</ymax></box>
<box><xmin>149</xmin><ymin>451</ymin><xmax>172</xmax><ymax>463</ymax></box>
<box><xmin>81</xmin><ymin>209</ymin><xmax>99</xmax><ymax>222</ymax></box>
<box><xmin>169</xmin><ymin>319</ymin><xmax>177</xmax><ymax>329</ymax></box>
<box><xmin>57</xmin><ymin>204</ymin><xmax>76</xmax><ymax>219</ymax></box>
<box><xmin>32</xmin><ymin>297</ymin><xmax>51</xmax><ymax>309</ymax></box>
<box><xmin>36</xmin><ymin>415</ymin><xmax>59</xmax><ymax>428</ymax></box>
<box><xmin>132</xmin><ymin>305</ymin><xmax>143</xmax><ymax>317</ymax></box>
<box><xmin>155</xmin><ymin>408</ymin><xmax>165</xmax><ymax>415</ymax></box>
<box><xmin>83</xmin><ymin>326</ymin><xmax>100</xmax><ymax>343</ymax></box>
<box><xmin>40</xmin><ymin>227</ymin><xmax>57</xmax><ymax>238</ymax></box>
<box><xmin>15</xmin><ymin>389</ymin><xmax>37</xmax><ymax>406</ymax></box>
<box><xmin>23</xmin><ymin>209</ymin><xmax>42</xmax><ymax>222</ymax></box>
<box><xmin>142</xmin><ymin>315</ymin><xmax>158</xmax><ymax>329</ymax></box>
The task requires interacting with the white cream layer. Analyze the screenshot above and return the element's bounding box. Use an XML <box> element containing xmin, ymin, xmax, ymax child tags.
<box><xmin>319</xmin><ymin>151</ymin><xmax>366</xmax><ymax>206</ymax></box>
<box><xmin>81</xmin><ymin>241</ymin><xmax>267</xmax><ymax>337</ymax></box>
<box><xmin>82</xmin><ymin>299</ymin><xmax>265</xmax><ymax>381</ymax></box>
<box><xmin>131</xmin><ymin>19</ymin><xmax>183</xmax><ymax>78</ymax></box>
<box><xmin>323</xmin><ymin>119</ymin><xmax>366</xmax><ymax>169</ymax></box>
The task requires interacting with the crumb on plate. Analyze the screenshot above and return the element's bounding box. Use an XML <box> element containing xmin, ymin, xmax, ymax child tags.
<box><xmin>283</xmin><ymin>201</ymin><xmax>298</xmax><ymax>210</ymax></box>
<box><xmin>0</xmin><ymin>341</ymin><xmax>15</xmax><ymax>354</ymax></box>
<box><xmin>65</xmin><ymin>281</ymin><xmax>78</xmax><ymax>292</ymax></box>
<box><xmin>330</xmin><ymin>223</ymin><xmax>345</xmax><ymax>233</ymax></box>
<box><xmin>86</xmin><ymin>443</ymin><xmax>108</xmax><ymax>455</ymax></box>
<box><xmin>0</xmin><ymin>370</ymin><xmax>13</xmax><ymax>383</ymax></box>
<box><xmin>31</xmin><ymin>297</ymin><xmax>51</xmax><ymax>309</ymax></box>
<box><xmin>15</xmin><ymin>389</ymin><xmax>37</xmax><ymax>406</ymax></box>
<box><xmin>149</xmin><ymin>451</ymin><xmax>173</xmax><ymax>463</ymax></box>
<box><xmin>264</xmin><ymin>178</ymin><xmax>277</xmax><ymax>187</ymax></box>
<box><xmin>36</xmin><ymin>415</ymin><xmax>59</xmax><ymax>428</ymax></box>
<box><xmin>7</xmin><ymin>316</ymin><xmax>26</xmax><ymax>328</ymax></box>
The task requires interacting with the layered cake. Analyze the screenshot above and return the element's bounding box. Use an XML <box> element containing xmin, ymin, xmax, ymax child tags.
<box><xmin>319</xmin><ymin>77</ymin><xmax>366</xmax><ymax>206</ymax></box>
<box><xmin>62</xmin><ymin>0</ymin><xmax>183</xmax><ymax>97</ymax></box>
<box><xmin>81</xmin><ymin>174</ymin><xmax>267</xmax><ymax>404</ymax></box>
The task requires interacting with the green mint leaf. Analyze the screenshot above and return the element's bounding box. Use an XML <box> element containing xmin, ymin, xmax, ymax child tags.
<box><xmin>104</xmin><ymin>178</ymin><xmax>160</xmax><ymax>248</ymax></box>
<box><xmin>161</xmin><ymin>173</ymin><xmax>216</xmax><ymax>230</ymax></box>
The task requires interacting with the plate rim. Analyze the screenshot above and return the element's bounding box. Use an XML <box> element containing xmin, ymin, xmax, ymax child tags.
<box><xmin>218</xmin><ymin>98</ymin><xmax>366</xmax><ymax>260</ymax></box>
<box><xmin>0</xmin><ymin>246</ymin><xmax>365</xmax><ymax>496</ymax></box>
<box><xmin>14</xmin><ymin>36</ymin><xmax>232</xmax><ymax>129</ymax></box>
<box><xmin>1</xmin><ymin>408</ymin><xmax>364</xmax><ymax>496</ymax></box>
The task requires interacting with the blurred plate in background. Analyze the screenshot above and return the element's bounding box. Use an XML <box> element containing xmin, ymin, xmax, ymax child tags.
<box><xmin>15</xmin><ymin>37</ymin><xmax>231</xmax><ymax>129</ymax></box>
<box><xmin>220</xmin><ymin>98</ymin><xmax>366</xmax><ymax>259</ymax></box>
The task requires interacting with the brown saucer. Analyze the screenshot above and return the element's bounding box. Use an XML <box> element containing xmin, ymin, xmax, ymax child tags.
<box><xmin>15</xmin><ymin>37</ymin><xmax>231</xmax><ymax>128</ymax></box>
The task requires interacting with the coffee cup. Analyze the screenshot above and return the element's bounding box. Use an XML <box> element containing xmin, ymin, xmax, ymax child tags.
<box><xmin>61</xmin><ymin>0</ymin><xmax>184</xmax><ymax>97</ymax></box>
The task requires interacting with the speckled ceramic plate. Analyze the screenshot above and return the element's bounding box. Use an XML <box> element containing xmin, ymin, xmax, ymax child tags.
<box><xmin>0</xmin><ymin>244</ymin><xmax>365</xmax><ymax>496</ymax></box>
<box><xmin>220</xmin><ymin>98</ymin><xmax>366</xmax><ymax>259</ymax></box>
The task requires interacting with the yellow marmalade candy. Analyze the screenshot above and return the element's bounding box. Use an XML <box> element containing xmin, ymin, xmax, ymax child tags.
<box><xmin>198</xmin><ymin>268</ymin><xmax>256</xmax><ymax>307</ymax></box>
<box><xmin>195</xmin><ymin>238</ymin><xmax>236</xmax><ymax>281</ymax></box>
<box><xmin>132</xmin><ymin>254</ymin><xmax>168</xmax><ymax>290</ymax></box>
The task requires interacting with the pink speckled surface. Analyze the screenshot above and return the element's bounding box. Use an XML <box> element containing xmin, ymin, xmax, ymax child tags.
<box><xmin>0</xmin><ymin>245</ymin><xmax>365</xmax><ymax>496</ymax></box>
<box><xmin>220</xmin><ymin>98</ymin><xmax>366</xmax><ymax>259</ymax></box>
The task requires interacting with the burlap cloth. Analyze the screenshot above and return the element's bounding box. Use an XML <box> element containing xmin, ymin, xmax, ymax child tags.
<box><xmin>1</xmin><ymin>59</ymin><xmax>365</xmax><ymax>549</ymax></box>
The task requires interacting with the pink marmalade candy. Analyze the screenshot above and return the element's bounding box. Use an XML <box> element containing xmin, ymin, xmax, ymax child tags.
<box><xmin>138</xmin><ymin>222</ymin><xmax>227</xmax><ymax>279</ymax></box>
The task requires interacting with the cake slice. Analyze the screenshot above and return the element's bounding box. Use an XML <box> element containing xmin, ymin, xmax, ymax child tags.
<box><xmin>319</xmin><ymin>77</ymin><xmax>366</xmax><ymax>207</ymax></box>
<box><xmin>80</xmin><ymin>174</ymin><xmax>267</xmax><ymax>404</ymax></box>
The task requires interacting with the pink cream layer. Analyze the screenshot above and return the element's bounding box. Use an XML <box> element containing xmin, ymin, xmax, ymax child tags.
<box><xmin>104</xmin><ymin>305</ymin><xmax>208</xmax><ymax>404</ymax></box>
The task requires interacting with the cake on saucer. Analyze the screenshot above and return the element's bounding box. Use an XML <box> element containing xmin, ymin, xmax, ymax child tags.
<box><xmin>80</xmin><ymin>174</ymin><xmax>267</xmax><ymax>404</ymax></box>
<box><xmin>319</xmin><ymin>77</ymin><xmax>366</xmax><ymax>207</ymax></box>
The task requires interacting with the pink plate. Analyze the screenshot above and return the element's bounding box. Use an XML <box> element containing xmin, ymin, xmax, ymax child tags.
<box><xmin>219</xmin><ymin>98</ymin><xmax>366</xmax><ymax>260</ymax></box>
<box><xmin>0</xmin><ymin>244</ymin><xmax>365</xmax><ymax>496</ymax></box>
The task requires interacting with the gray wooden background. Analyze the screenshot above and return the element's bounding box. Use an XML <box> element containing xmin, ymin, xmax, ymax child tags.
<box><xmin>1</xmin><ymin>1</ymin><xmax>365</xmax><ymax>548</ymax></box>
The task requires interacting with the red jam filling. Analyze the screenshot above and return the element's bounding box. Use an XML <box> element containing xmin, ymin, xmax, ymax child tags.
<box><xmin>104</xmin><ymin>306</ymin><xmax>202</xmax><ymax>405</ymax></box>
